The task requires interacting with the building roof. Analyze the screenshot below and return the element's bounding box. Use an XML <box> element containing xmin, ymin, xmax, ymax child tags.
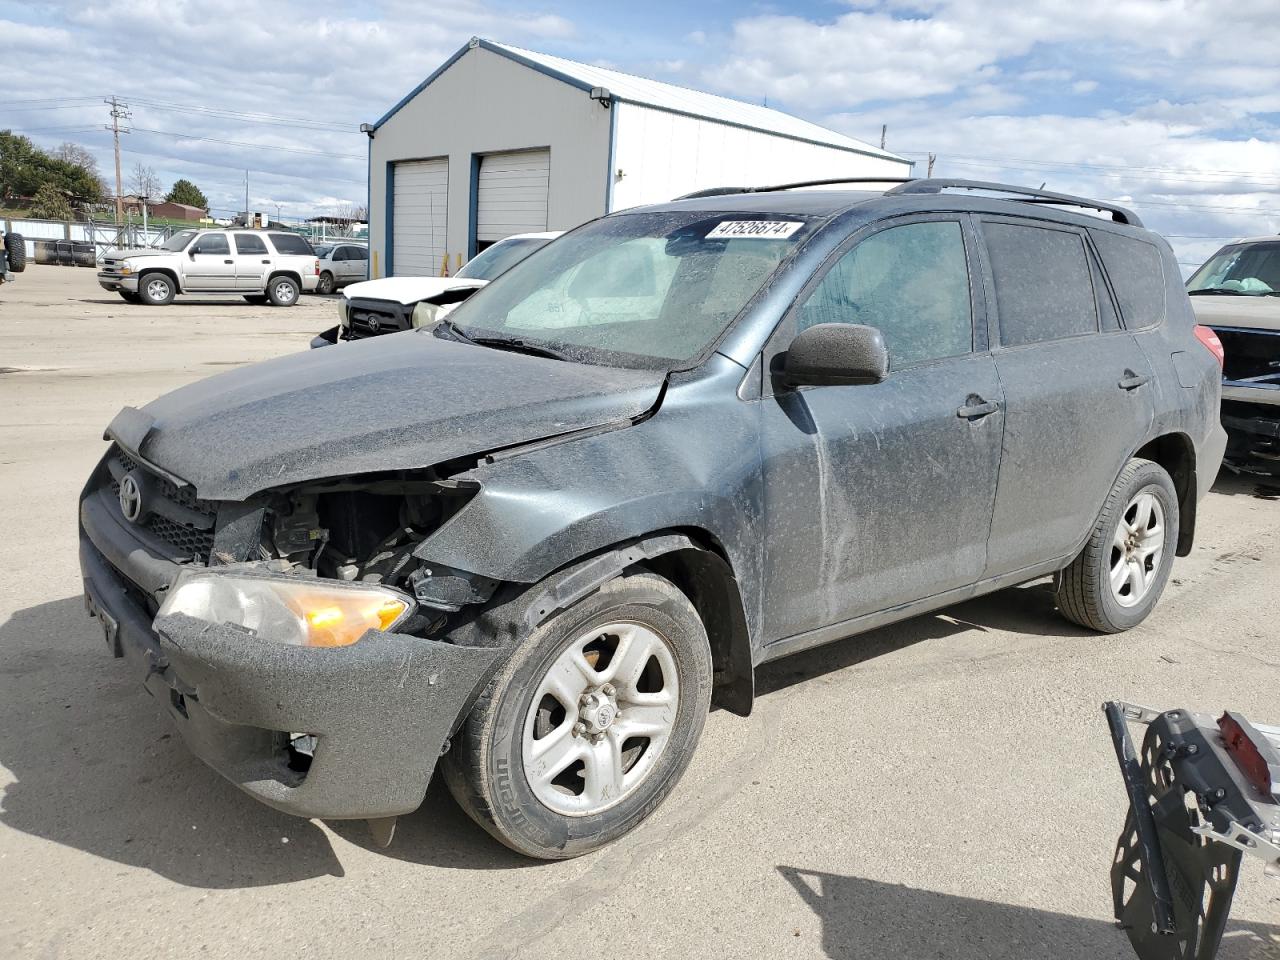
<box><xmin>374</xmin><ymin>38</ymin><xmax>907</xmax><ymax>165</ymax></box>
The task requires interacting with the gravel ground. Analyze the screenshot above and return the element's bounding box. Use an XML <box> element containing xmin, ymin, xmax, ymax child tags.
<box><xmin>1</xmin><ymin>265</ymin><xmax>1277</xmax><ymax>959</ymax></box>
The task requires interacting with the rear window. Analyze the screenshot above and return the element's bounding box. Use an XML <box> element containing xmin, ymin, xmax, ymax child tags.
<box><xmin>985</xmin><ymin>221</ymin><xmax>1098</xmax><ymax>347</ymax></box>
<box><xmin>1092</xmin><ymin>231</ymin><xmax>1165</xmax><ymax>328</ymax></box>
<box><xmin>267</xmin><ymin>232</ymin><xmax>314</xmax><ymax>256</ymax></box>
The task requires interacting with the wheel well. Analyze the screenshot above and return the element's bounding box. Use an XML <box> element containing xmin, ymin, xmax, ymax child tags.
<box><xmin>268</xmin><ymin>270</ymin><xmax>302</xmax><ymax>287</ymax></box>
<box><xmin>137</xmin><ymin>266</ymin><xmax>178</xmax><ymax>289</ymax></box>
<box><xmin>642</xmin><ymin>533</ymin><xmax>754</xmax><ymax>717</ymax></box>
<box><xmin>1134</xmin><ymin>433</ymin><xmax>1196</xmax><ymax>555</ymax></box>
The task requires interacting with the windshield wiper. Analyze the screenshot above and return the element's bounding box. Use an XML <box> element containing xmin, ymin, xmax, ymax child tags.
<box><xmin>435</xmin><ymin>317</ymin><xmax>477</xmax><ymax>344</ymax></box>
<box><xmin>469</xmin><ymin>335</ymin><xmax>570</xmax><ymax>362</ymax></box>
<box><xmin>1188</xmin><ymin>288</ymin><xmax>1245</xmax><ymax>296</ymax></box>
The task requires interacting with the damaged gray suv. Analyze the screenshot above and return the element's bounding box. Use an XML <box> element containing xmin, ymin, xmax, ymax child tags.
<box><xmin>79</xmin><ymin>179</ymin><xmax>1226</xmax><ymax>859</ymax></box>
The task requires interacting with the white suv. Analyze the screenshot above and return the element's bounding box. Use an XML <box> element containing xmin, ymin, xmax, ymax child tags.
<box><xmin>97</xmin><ymin>229</ymin><xmax>320</xmax><ymax>306</ymax></box>
<box><xmin>314</xmin><ymin>242</ymin><xmax>369</xmax><ymax>294</ymax></box>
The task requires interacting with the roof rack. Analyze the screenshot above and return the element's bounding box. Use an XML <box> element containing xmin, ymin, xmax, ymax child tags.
<box><xmin>674</xmin><ymin>177</ymin><xmax>913</xmax><ymax>201</ymax></box>
<box><xmin>885</xmin><ymin>178</ymin><xmax>1142</xmax><ymax>227</ymax></box>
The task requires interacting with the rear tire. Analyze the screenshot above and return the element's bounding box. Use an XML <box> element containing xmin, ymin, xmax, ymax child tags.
<box><xmin>4</xmin><ymin>232</ymin><xmax>26</xmax><ymax>272</ymax></box>
<box><xmin>317</xmin><ymin>271</ymin><xmax>335</xmax><ymax>295</ymax></box>
<box><xmin>443</xmin><ymin>571</ymin><xmax>713</xmax><ymax>860</ymax></box>
<box><xmin>267</xmin><ymin>275</ymin><xmax>299</xmax><ymax>306</ymax></box>
<box><xmin>1055</xmin><ymin>458</ymin><xmax>1179</xmax><ymax>633</ymax></box>
<box><xmin>137</xmin><ymin>272</ymin><xmax>175</xmax><ymax>306</ymax></box>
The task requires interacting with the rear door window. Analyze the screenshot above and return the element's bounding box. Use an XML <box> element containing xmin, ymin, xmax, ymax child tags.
<box><xmin>267</xmin><ymin>232</ymin><xmax>313</xmax><ymax>256</ymax></box>
<box><xmin>797</xmin><ymin>220</ymin><xmax>973</xmax><ymax>367</ymax></box>
<box><xmin>233</xmin><ymin>233</ymin><xmax>267</xmax><ymax>255</ymax></box>
<box><xmin>984</xmin><ymin>221</ymin><xmax>1098</xmax><ymax>347</ymax></box>
<box><xmin>1091</xmin><ymin>231</ymin><xmax>1166</xmax><ymax>329</ymax></box>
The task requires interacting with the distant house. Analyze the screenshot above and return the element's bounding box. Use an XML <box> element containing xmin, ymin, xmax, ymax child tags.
<box><xmin>114</xmin><ymin>196</ymin><xmax>206</xmax><ymax>221</ymax></box>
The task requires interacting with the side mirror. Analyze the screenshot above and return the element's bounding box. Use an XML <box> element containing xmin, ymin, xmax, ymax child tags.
<box><xmin>782</xmin><ymin>323</ymin><xmax>889</xmax><ymax>387</ymax></box>
<box><xmin>188</xmin><ymin>248</ymin><xmax>197</xmax><ymax>258</ymax></box>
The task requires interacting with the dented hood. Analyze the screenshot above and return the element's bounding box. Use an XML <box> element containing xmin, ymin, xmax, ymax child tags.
<box><xmin>108</xmin><ymin>331</ymin><xmax>664</xmax><ymax>501</ymax></box>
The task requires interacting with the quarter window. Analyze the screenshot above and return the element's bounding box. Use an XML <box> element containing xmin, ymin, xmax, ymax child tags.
<box><xmin>1091</xmin><ymin>231</ymin><xmax>1166</xmax><ymax>329</ymax></box>
<box><xmin>233</xmin><ymin>233</ymin><xmax>267</xmax><ymax>255</ymax></box>
<box><xmin>267</xmin><ymin>232</ymin><xmax>314</xmax><ymax>255</ymax></box>
<box><xmin>798</xmin><ymin>220</ymin><xmax>973</xmax><ymax>367</ymax></box>
<box><xmin>985</xmin><ymin>222</ymin><xmax>1098</xmax><ymax>346</ymax></box>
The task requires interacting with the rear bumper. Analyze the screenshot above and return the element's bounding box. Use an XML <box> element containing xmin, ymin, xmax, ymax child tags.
<box><xmin>79</xmin><ymin>495</ymin><xmax>498</xmax><ymax>820</ymax></box>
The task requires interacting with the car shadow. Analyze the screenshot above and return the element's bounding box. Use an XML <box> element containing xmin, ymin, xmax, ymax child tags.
<box><xmin>754</xmin><ymin>580</ymin><xmax>1088</xmax><ymax>697</ymax></box>
<box><xmin>0</xmin><ymin>596</ymin><xmax>527</xmax><ymax>888</ymax></box>
<box><xmin>1211</xmin><ymin>468</ymin><xmax>1280</xmax><ymax>500</ymax></box>
<box><xmin>776</xmin><ymin>866</ymin><xmax>1280</xmax><ymax>959</ymax></box>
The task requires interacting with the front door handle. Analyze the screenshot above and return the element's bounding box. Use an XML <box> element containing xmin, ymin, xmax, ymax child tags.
<box><xmin>262</xmin><ymin>259</ymin><xmax>272</xmax><ymax>264</ymax></box>
<box><xmin>223</xmin><ymin>259</ymin><xmax>234</xmax><ymax>264</ymax></box>
<box><xmin>957</xmin><ymin>395</ymin><xmax>1000</xmax><ymax>420</ymax></box>
<box><xmin>1119</xmin><ymin>370</ymin><xmax>1151</xmax><ymax>391</ymax></box>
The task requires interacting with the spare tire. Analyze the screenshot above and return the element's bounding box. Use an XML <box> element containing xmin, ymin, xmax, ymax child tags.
<box><xmin>4</xmin><ymin>233</ymin><xmax>26</xmax><ymax>273</ymax></box>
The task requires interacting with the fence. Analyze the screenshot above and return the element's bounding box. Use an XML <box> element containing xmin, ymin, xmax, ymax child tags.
<box><xmin>2</xmin><ymin>216</ymin><xmax>176</xmax><ymax>263</ymax></box>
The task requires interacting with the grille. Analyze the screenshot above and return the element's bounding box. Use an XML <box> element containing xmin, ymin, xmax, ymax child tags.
<box><xmin>108</xmin><ymin>449</ymin><xmax>217</xmax><ymax>561</ymax></box>
<box><xmin>347</xmin><ymin>299</ymin><xmax>410</xmax><ymax>338</ymax></box>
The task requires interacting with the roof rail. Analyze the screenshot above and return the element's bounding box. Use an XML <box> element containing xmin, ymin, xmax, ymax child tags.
<box><xmin>673</xmin><ymin>177</ymin><xmax>913</xmax><ymax>202</ymax></box>
<box><xmin>885</xmin><ymin>178</ymin><xmax>1142</xmax><ymax>227</ymax></box>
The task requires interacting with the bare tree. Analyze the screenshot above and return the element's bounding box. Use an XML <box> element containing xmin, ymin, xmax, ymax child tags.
<box><xmin>54</xmin><ymin>142</ymin><xmax>100</xmax><ymax>178</ymax></box>
<box><xmin>129</xmin><ymin>162</ymin><xmax>164</xmax><ymax>200</ymax></box>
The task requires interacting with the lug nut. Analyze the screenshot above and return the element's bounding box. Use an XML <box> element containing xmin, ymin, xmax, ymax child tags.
<box><xmin>602</xmin><ymin>684</ymin><xmax>615</xmax><ymax>697</ymax></box>
<box><xmin>572</xmin><ymin>722</ymin><xmax>586</xmax><ymax>737</ymax></box>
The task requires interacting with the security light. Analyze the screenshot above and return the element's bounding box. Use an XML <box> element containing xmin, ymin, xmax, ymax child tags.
<box><xmin>590</xmin><ymin>87</ymin><xmax>612</xmax><ymax>107</ymax></box>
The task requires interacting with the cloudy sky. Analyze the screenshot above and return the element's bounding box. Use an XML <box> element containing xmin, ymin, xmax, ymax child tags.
<box><xmin>5</xmin><ymin>0</ymin><xmax>1278</xmax><ymax>270</ymax></box>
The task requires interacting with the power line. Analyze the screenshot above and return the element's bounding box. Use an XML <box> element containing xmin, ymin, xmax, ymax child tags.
<box><xmin>127</xmin><ymin>97</ymin><xmax>356</xmax><ymax>133</ymax></box>
<box><xmin>128</xmin><ymin>126</ymin><xmax>363</xmax><ymax>160</ymax></box>
<box><xmin>900</xmin><ymin>150</ymin><xmax>1280</xmax><ymax>185</ymax></box>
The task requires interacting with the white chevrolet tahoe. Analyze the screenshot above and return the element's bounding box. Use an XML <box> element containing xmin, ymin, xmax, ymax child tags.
<box><xmin>97</xmin><ymin>229</ymin><xmax>319</xmax><ymax>306</ymax></box>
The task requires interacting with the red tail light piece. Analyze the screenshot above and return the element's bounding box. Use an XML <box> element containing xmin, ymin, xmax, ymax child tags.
<box><xmin>315</xmin><ymin>259</ymin><xmax>320</xmax><ymax>276</ymax></box>
<box><xmin>1218</xmin><ymin>711</ymin><xmax>1280</xmax><ymax>800</ymax></box>
<box><xmin>1195</xmin><ymin>325</ymin><xmax>1224</xmax><ymax>367</ymax></box>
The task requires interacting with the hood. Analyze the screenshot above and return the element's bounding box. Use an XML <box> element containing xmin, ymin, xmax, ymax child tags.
<box><xmin>109</xmin><ymin>331</ymin><xmax>664</xmax><ymax>501</ymax></box>
<box><xmin>103</xmin><ymin>247</ymin><xmax>175</xmax><ymax>260</ymax></box>
<box><xmin>1190</xmin><ymin>295</ymin><xmax>1280</xmax><ymax>333</ymax></box>
<box><xmin>343</xmin><ymin>276</ymin><xmax>487</xmax><ymax>306</ymax></box>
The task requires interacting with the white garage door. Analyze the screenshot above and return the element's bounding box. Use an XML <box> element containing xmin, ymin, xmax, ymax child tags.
<box><xmin>476</xmin><ymin>149</ymin><xmax>549</xmax><ymax>246</ymax></box>
<box><xmin>392</xmin><ymin>158</ymin><xmax>448</xmax><ymax>276</ymax></box>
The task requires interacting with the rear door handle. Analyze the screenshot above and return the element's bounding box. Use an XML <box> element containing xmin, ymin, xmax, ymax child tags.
<box><xmin>223</xmin><ymin>259</ymin><xmax>234</xmax><ymax>264</ymax></box>
<box><xmin>262</xmin><ymin>259</ymin><xmax>272</xmax><ymax>264</ymax></box>
<box><xmin>1119</xmin><ymin>370</ymin><xmax>1151</xmax><ymax>390</ymax></box>
<box><xmin>957</xmin><ymin>396</ymin><xmax>1000</xmax><ymax>420</ymax></box>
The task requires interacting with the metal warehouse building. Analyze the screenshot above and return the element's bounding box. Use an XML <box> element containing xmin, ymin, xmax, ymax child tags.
<box><xmin>366</xmin><ymin>37</ymin><xmax>911</xmax><ymax>278</ymax></box>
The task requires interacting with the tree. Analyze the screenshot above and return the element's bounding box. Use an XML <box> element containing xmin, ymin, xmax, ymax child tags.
<box><xmin>0</xmin><ymin>130</ymin><xmax>103</xmax><ymax>202</ymax></box>
<box><xmin>164</xmin><ymin>178</ymin><xmax>208</xmax><ymax>209</ymax></box>
<box><xmin>53</xmin><ymin>142</ymin><xmax>100</xmax><ymax>179</ymax></box>
<box><xmin>30</xmin><ymin>183</ymin><xmax>74</xmax><ymax>220</ymax></box>
<box><xmin>129</xmin><ymin>162</ymin><xmax>163</xmax><ymax>200</ymax></box>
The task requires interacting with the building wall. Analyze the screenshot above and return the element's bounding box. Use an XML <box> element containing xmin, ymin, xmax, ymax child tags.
<box><xmin>369</xmin><ymin>45</ymin><xmax>612</xmax><ymax>277</ymax></box>
<box><xmin>609</xmin><ymin>103</ymin><xmax>912</xmax><ymax>212</ymax></box>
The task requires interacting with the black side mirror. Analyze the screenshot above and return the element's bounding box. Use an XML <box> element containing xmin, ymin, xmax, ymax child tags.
<box><xmin>782</xmin><ymin>323</ymin><xmax>889</xmax><ymax>387</ymax></box>
<box><xmin>188</xmin><ymin>247</ymin><xmax>197</xmax><ymax>258</ymax></box>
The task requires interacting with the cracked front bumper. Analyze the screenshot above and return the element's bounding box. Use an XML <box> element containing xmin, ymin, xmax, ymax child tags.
<box><xmin>79</xmin><ymin>500</ymin><xmax>499</xmax><ymax>820</ymax></box>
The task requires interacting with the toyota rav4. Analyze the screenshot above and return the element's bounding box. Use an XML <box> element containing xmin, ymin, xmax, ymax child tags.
<box><xmin>79</xmin><ymin>179</ymin><xmax>1226</xmax><ymax>859</ymax></box>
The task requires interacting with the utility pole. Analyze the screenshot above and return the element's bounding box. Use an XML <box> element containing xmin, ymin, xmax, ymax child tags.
<box><xmin>880</xmin><ymin>124</ymin><xmax>887</xmax><ymax>150</ymax></box>
<box><xmin>104</xmin><ymin>96</ymin><xmax>131</xmax><ymax>225</ymax></box>
<box><xmin>927</xmin><ymin>153</ymin><xmax>936</xmax><ymax>177</ymax></box>
<box><xmin>244</xmin><ymin>170</ymin><xmax>250</xmax><ymax>227</ymax></box>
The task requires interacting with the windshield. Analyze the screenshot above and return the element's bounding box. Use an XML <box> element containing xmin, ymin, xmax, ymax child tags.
<box><xmin>442</xmin><ymin>212</ymin><xmax>817</xmax><ymax>367</ymax></box>
<box><xmin>161</xmin><ymin>230</ymin><xmax>198</xmax><ymax>252</ymax></box>
<box><xmin>456</xmin><ymin>237</ymin><xmax>552</xmax><ymax>281</ymax></box>
<box><xmin>1187</xmin><ymin>242</ymin><xmax>1280</xmax><ymax>296</ymax></box>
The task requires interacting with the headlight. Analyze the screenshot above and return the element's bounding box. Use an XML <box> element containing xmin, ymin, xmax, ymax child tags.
<box><xmin>158</xmin><ymin>570</ymin><xmax>413</xmax><ymax>647</ymax></box>
<box><xmin>411</xmin><ymin>301</ymin><xmax>440</xmax><ymax>329</ymax></box>
<box><xmin>120</xmin><ymin>262</ymin><xmax>133</xmax><ymax>275</ymax></box>
<box><xmin>338</xmin><ymin>297</ymin><xmax>350</xmax><ymax>327</ymax></box>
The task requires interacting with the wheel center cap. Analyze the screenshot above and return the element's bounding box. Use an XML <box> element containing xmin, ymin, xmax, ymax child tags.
<box><xmin>579</xmin><ymin>689</ymin><xmax>618</xmax><ymax>736</ymax></box>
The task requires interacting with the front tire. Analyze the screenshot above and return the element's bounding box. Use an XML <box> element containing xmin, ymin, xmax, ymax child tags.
<box><xmin>1055</xmin><ymin>457</ymin><xmax>1179</xmax><ymax>633</ymax></box>
<box><xmin>267</xmin><ymin>275</ymin><xmax>299</xmax><ymax>306</ymax></box>
<box><xmin>443</xmin><ymin>571</ymin><xmax>713</xmax><ymax>860</ymax></box>
<box><xmin>118</xmin><ymin>290</ymin><xmax>142</xmax><ymax>304</ymax></box>
<box><xmin>137</xmin><ymin>272</ymin><xmax>175</xmax><ymax>305</ymax></box>
<box><xmin>317</xmin><ymin>271</ymin><xmax>335</xmax><ymax>295</ymax></box>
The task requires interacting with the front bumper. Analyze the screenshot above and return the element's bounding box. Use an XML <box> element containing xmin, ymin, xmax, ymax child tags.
<box><xmin>79</xmin><ymin>494</ymin><xmax>499</xmax><ymax>820</ymax></box>
<box><xmin>97</xmin><ymin>272</ymin><xmax>139</xmax><ymax>293</ymax></box>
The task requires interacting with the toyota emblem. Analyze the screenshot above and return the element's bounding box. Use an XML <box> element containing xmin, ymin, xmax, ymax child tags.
<box><xmin>118</xmin><ymin>472</ymin><xmax>143</xmax><ymax>523</ymax></box>
<box><xmin>367</xmin><ymin>316</ymin><xmax>381</xmax><ymax>332</ymax></box>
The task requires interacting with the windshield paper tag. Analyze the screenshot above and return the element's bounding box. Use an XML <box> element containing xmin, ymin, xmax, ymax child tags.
<box><xmin>706</xmin><ymin>220</ymin><xmax>804</xmax><ymax>240</ymax></box>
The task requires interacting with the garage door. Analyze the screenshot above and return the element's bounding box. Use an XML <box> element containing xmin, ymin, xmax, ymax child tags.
<box><xmin>392</xmin><ymin>158</ymin><xmax>448</xmax><ymax>276</ymax></box>
<box><xmin>476</xmin><ymin>149</ymin><xmax>549</xmax><ymax>248</ymax></box>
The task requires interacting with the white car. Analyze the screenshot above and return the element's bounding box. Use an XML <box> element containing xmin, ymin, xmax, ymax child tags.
<box><xmin>314</xmin><ymin>242</ymin><xmax>370</xmax><ymax>294</ymax></box>
<box><xmin>97</xmin><ymin>229</ymin><xmax>320</xmax><ymax>306</ymax></box>
<box><xmin>312</xmin><ymin>231</ymin><xmax>560</xmax><ymax>346</ymax></box>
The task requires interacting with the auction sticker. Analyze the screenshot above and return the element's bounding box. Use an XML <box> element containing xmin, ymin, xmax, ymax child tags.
<box><xmin>706</xmin><ymin>220</ymin><xmax>804</xmax><ymax>239</ymax></box>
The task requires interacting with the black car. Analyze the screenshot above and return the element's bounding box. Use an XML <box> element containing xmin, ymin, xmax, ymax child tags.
<box><xmin>79</xmin><ymin>179</ymin><xmax>1226</xmax><ymax>859</ymax></box>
